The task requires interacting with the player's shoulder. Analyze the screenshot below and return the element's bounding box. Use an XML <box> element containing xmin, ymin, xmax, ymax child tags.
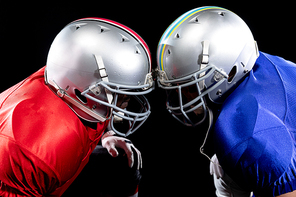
<box><xmin>214</xmin><ymin>84</ymin><xmax>290</xmax><ymax>167</ymax></box>
<box><xmin>0</xmin><ymin>66</ymin><xmax>89</xmax><ymax>166</ymax></box>
<box><xmin>214</xmin><ymin>81</ymin><xmax>293</xmax><ymax>186</ymax></box>
<box><xmin>214</xmin><ymin>93</ymin><xmax>294</xmax><ymax>190</ymax></box>
<box><xmin>213</xmin><ymin>52</ymin><xmax>296</xmax><ymax>195</ymax></box>
<box><xmin>214</xmin><ymin>52</ymin><xmax>292</xmax><ymax>147</ymax></box>
<box><xmin>9</xmin><ymin>79</ymin><xmax>87</xmax><ymax>148</ymax></box>
<box><xmin>214</xmin><ymin>94</ymin><xmax>259</xmax><ymax>156</ymax></box>
<box><xmin>1</xmin><ymin>71</ymin><xmax>90</xmax><ymax>182</ymax></box>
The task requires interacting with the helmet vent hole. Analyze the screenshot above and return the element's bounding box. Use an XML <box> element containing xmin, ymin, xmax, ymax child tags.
<box><xmin>189</xmin><ymin>17</ymin><xmax>199</xmax><ymax>23</ymax></box>
<box><xmin>218</xmin><ymin>12</ymin><xmax>225</xmax><ymax>16</ymax></box>
<box><xmin>168</xmin><ymin>49</ymin><xmax>171</xmax><ymax>55</ymax></box>
<box><xmin>120</xmin><ymin>34</ymin><xmax>130</xmax><ymax>43</ymax></box>
<box><xmin>73</xmin><ymin>23</ymin><xmax>87</xmax><ymax>31</ymax></box>
<box><xmin>241</xmin><ymin>62</ymin><xmax>246</xmax><ymax>67</ymax></box>
<box><xmin>135</xmin><ymin>46</ymin><xmax>141</xmax><ymax>54</ymax></box>
<box><xmin>99</xmin><ymin>25</ymin><xmax>110</xmax><ymax>33</ymax></box>
<box><xmin>75</xmin><ymin>89</ymin><xmax>88</xmax><ymax>104</ymax></box>
<box><xmin>228</xmin><ymin>66</ymin><xmax>237</xmax><ymax>83</ymax></box>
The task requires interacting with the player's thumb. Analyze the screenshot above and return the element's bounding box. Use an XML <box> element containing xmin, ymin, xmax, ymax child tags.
<box><xmin>106</xmin><ymin>144</ymin><xmax>119</xmax><ymax>157</ymax></box>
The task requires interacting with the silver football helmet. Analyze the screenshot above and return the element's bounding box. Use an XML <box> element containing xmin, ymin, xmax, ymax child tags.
<box><xmin>157</xmin><ymin>6</ymin><xmax>259</xmax><ymax>126</ymax></box>
<box><xmin>46</xmin><ymin>18</ymin><xmax>154</xmax><ymax>136</ymax></box>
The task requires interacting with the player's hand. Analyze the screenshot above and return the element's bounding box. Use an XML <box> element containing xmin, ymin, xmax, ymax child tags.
<box><xmin>210</xmin><ymin>154</ymin><xmax>224</xmax><ymax>179</ymax></box>
<box><xmin>101</xmin><ymin>130</ymin><xmax>142</xmax><ymax>170</ymax></box>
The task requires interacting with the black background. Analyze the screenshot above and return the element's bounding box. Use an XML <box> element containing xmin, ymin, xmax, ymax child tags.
<box><xmin>1</xmin><ymin>1</ymin><xmax>295</xmax><ymax>196</ymax></box>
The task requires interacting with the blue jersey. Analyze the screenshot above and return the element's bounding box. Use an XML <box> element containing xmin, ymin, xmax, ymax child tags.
<box><xmin>214</xmin><ymin>52</ymin><xmax>296</xmax><ymax>197</ymax></box>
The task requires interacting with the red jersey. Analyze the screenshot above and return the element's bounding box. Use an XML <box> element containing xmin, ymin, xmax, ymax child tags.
<box><xmin>0</xmin><ymin>67</ymin><xmax>109</xmax><ymax>196</ymax></box>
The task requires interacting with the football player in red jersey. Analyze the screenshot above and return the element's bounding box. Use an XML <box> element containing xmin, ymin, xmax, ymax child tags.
<box><xmin>0</xmin><ymin>18</ymin><xmax>153</xmax><ymax>197</ymax></box>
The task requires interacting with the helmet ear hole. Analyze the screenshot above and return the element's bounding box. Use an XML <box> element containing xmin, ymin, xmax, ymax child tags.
<box><xmin>228</xmin><ymin>66</ymin><xmax>237</xmax><ymax>83</ymax></box>
<box><xmin>75</xmin><ymin>89</ymin><xmax>88</xmax><ymax>104</ymax></box>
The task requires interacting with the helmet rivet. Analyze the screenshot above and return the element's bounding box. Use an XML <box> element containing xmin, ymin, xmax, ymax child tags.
<box><xmin>213</xmin><ymin>71</ymin><xmax>224</xmax><ymax>82</ymax></box>
<box><xmin>216</xmin><ymin>89</ymin><xmax>222</xmax><ymax>96</ymax></box>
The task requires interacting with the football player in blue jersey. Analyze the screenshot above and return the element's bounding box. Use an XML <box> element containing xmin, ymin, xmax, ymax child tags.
<box><xmin>156</xmin><ymin>6</ymin><xmax>296</xmax><ymax>197</ymax></box>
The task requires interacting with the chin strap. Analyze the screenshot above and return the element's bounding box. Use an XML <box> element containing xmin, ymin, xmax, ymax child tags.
<box><xmin>198</xmin><ymin>40</ymin><xmax>210</xmax><ymax>90</ymax></box>
<box><xmin>199</xmin><ymin>107</ymin><xmax>221</xmax><ymax>167</ymax></box>
<box><xmin>93</xmin><ymin>55</ymin><xmax>124</xmax><ymax>123</ymax></box>
<box><xmin>93</xmin><ymin>55</ymin><xmax>113</xmax><ymax>104</ymax></box>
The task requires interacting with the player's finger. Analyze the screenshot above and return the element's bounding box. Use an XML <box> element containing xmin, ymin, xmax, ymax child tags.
<box><xmin>131</xmin><ymin>145</ymin><xmax>142</xmax><ymax>170</ymax></box>
<box><xmin>121</xmin><ymin>140</ymin><xmax>134</xmax><ymax>168</ymax></box>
